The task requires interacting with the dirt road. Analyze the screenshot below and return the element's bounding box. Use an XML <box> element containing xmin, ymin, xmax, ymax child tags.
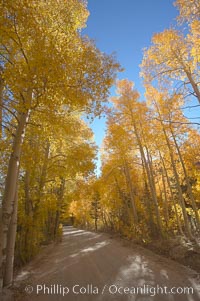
<box><xmin>15</xmin><ymin>226</ymin><xmax>200</xmax><ymax>301</ymax></box>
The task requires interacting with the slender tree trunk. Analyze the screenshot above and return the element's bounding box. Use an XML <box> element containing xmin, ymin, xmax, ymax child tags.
<box><xmin>0</xmin><ymin>206</ymin><xmax>2</xmax><ymax>291</ymax></box>
<box><xmin>134</xmin><ymin>125</ymin><xmax>163</xmax><ymax>236</ymax></box>
<box><xmin>174</xmin><ymin>53</ymin><xmax>200</xmax><ymax>103</ymax></box>
<box><xmin>144</xmin><ymin>146</ymin><xmax>163</xmax><ymax>236</ymax></box>
<box><xmin>25</xmin><ymin>170</ymin><xmax>31</xmax><ymax>216</ymax></box>
<box><xmin>3</xmin><ymin>179</ymin><xmax>19</xmax><ymax>287</ymax></box>
<box><xmin>114</xmin><ymin>175</ymin><xmax>129</xmax><ymax>213</ymax></box>
<box><xmin>161</xmin><ymin>170</ymin><xmax>169</xmax><ymax>226</ymax></box>
<box><xmin>0</xmin><ymin>90</ymin><xmax>32</xmax><ymax>289</ymax></box>
<box><xmin>0</xmin><ymin>66</ymin><xmax>3</xmax><ymax>138</ymax></box>
<box><xmin>123</xmin><ymin>162</ymin><xmax>138</xmax><ymax>223</ymax></box>
<box><xmin>168</xmin><ymin>151</ymin><xmax>192</xmax><ymax>237</ymax></box>
<box><xmin>94</xmin><ymin>213</ymin><xmax>98</xmax><ymax>232</ymax></box>
<box><xmin>141</xmin><ymin>145</ymin><xmax>162</xmax><ymax>234</ymax></box>
<box><xmin>34</xmin><ymin>140</ymin><xmax>50</xmax><ymax>214</ymax></box>
<box><xmin>54</xmin><ymin>178</ymin><xmax>65</xmax><ymax>240</ymax></box>
<box><xmin>141</xmin><ymin>160</ymin><xmax>155</xmax><ymax>234</ymax></box>
<box><xmin>128</xmin><ymin>109</ymin><xmax>163</xmax><ymax>236</ymax></box>
<box><xmin>159</xmin><ymin>151</ymin><xmax>184</xmax><ymax>235</ymax></box>
<box><xmin>101</xmin><ymin>211</ymin><xmax>108</xmax><ymax>230</ymax></box>
<box><xmin>114</xmin><ymin>175</ymin><xmax>131</xmax><ymax>226</ymax></box>
<box><xmin>171</xmin><ymin>130</ymin><xmax>200</xmax><ymax>229</ymax></box>
<box><xmin>24</xmin><ymin>170</ymin><xmax>33</xmax><ymax>258</ymax></box>
<box><xmin>185</xmin><ymin>69</ymin><xmax>200</xmax><ymax>104</ymax></box>
<box><xmin>154</xmin><ymin>103</ymin><xmax>193</xmax><ymax>239</ymax></box>
<box><xmin>0</xmin><ymin>109</ymin><xmax>30</xmax><ymax>288</ymax></box>
<box><xmin>38</xmin><ymin>140</ymin><xmax>50</xmax><ymax>199</ymax></box>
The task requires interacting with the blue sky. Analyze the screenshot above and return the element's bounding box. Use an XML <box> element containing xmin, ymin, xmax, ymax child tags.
<box><xmin>83</xmin><ymin>0</ymin><xmax>179</xmax><ymax>174</ymax></box>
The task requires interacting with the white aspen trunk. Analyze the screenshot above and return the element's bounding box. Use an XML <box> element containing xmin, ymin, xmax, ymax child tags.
<box><xmin>0</xmin><ymin>90</ymin><xmax>32</xmax><ymax>289</ymax></box>
<box><xmin>24</xmin><ymin>169</ymin><xmax>33</xmax><ymax>258</ymax></box>
<box><xmin>168</xmin><ymin>152</ymin><xmax>192</xmax><ymax>238</ymax></box>
<box><xmin>38</xmin><ymin>140</ymin><xmax>50</xmax><ymax>200</ymax></box>
<box><xmin>145</xmin><ymin>146</ymin><xmax>163</xmax><ymax>236</ymax></box>
<box><xmin>174</xmin><ymin>53</ymin><xmax>200</xmax><ymax>104</ymax></box>
<box><xmin>128</xmin><ymin>109</ymin><xmax>163</xmax><ymax>236</ymax></box>
<box><xmin>114</xmin><ymin>175</ymin><xmax>130</xmax><ymax>214</ymax></box>
<box><xmin>154</xmin><ymin>103</ymin><xmax>193</xmax><ymax>239</ymax></box>
<box><xmin>25</xmin><ymin>170</ymin><xmax>31</xmax><ymax>215</ymax></box>
<box><xmin>185</xmin><ymin>69</ymin><xmax>200</xmax><ymax>104</ymax></box>
<box><xmin>141</xmin><ymin>160</ymin><xmax>155</xmax><ymax>233</ymax></box>
<box><xmin>0</xmin><ymin>110</ymin><xmax>30</xmax><ymax>288</ymax></box>
<box><xmin>123</xmin><ymin>162</ymin><xmax>138</xmax><ymax>223</ymax></box>
<box><xmin>3</xmin><ymin>181</ymin><xmax>18</xmax><ymax>287</ymax></box>
<box><xmin>0</xmin><ymin>207</ymin><xmax>2</xmax><ymax>291</ymax></box>
<box><xmin>54</xmin><ymin>178</ymin><xmax>65</xmax><ymax>240</ymax></box>
<box><xmin>102</xmin><ymin>211</ymin><xmax>108</xmax><ymax>230</ymax></box>
<box><xmin>161</xmin><ymin>171</ymin><xmax>169</xmax><ymax>226</ymax></box>
<box><xmin>134</xmin><ymin>127</ymin><xmax>163</xmax><ymax>235</ymax></box>
<box><xmin>159</xmin><ymin>151</ymin><xmax>184</xmax><ymax>235</ymax></box>
<box><xmin>0</xmin><ymin>66</ymin><xmax>3</xmax><ymax>138</ymax></box>
<box><xmin>157</xmin><ymin>174</ymin><xmax>168</xmax><ymax>227</ymax></box>
<box><xmin>171</xmin><ymin>130</ymin><xmax>200</xmax><ymax>230</ymax></box>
